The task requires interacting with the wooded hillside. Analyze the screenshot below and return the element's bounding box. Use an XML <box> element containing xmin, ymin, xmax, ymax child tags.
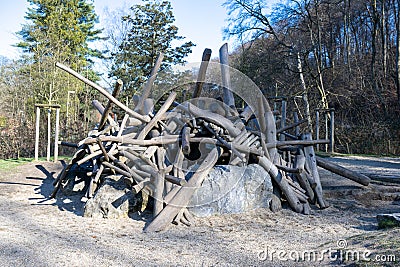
<box><xmin>225</xmin><ymin>0</ymin><xmax>400</xmax><ymax>155</ymax></box>
<box><xmin>0</xmin><ymin>0</ymin><xmax>399</xmax><ymax>159</ymax></box>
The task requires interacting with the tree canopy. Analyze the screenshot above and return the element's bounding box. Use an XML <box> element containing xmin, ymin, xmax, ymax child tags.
<box><xmin>108</xmin><ymin>0</ymin><xmax>195</xmax><ymax>98</ymax></box>
<box><xmin>224</xmin><ymin>0</ymin><xmax>400</xmax><ymax>154</ymax></box>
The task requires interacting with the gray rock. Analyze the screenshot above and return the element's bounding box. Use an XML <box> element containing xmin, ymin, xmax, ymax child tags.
<box><xmin>188</xmin><ymin>164</ymin><xmax>273</xmax><ymax>217</ymax></box>
<box><xmin>83</xmin><ymin>175</ymin><xmax>136</xmax><ymax>219</ymax></box>
<box><xmin>377</xmin><ymin>213</ymin><xmax>400</xmax><ymax>228</ymax></box>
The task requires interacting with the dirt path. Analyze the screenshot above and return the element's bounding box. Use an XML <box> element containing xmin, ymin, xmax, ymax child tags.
<box><xmin>0</xmin><ymin>157</ymin><xmax>399</xmax><ymax>266</ymax></box>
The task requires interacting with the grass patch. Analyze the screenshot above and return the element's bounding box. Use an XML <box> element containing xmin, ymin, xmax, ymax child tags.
<box><xmin>0</xmin><ymin>158</ymin><xmax>34</xmax><ymax>172</ymax></box>
<box><xmin>0</xmin><ymin>156</ymin><xmax>70</xmax><ymax>172</ymax></box>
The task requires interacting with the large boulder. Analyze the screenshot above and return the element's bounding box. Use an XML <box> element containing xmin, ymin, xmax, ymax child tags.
<box><xmin>83</xmin><ymin>175</ymin><xmax>136</xmax><ymax>219</ymax></box>
<box><xmin>188</xmin><ymin>164</ymin><xmax>273</xmax><ymax>217</ymax></box>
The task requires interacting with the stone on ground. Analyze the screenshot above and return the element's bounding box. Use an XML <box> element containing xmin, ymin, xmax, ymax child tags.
<box><xmin>83</xmin><ymin>175</ymin><xmax>136</xmax><ymax>219</ymax></box>
<box><xmin>189</xmin><ymin>164</ymin><xmax>273</xmax><ymax>217</ymax></box>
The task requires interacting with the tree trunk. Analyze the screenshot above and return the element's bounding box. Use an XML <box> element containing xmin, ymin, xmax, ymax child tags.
<box><xmin>396</xmin><ymin>0</ymin><xmax>400</xmax><ymax>106</ymax></box>
<box><xmin>297</xmin><ymin>53</ymin><xmax>313</xmax><ymax>133</ymax></box>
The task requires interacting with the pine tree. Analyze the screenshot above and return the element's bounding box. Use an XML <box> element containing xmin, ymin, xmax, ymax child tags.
<box><xmin>17</xmin><ymin>0</ymin><xmax>104</xmax><ymax>106</ymax></box>
<box><xmin>109</xmin><ymin>0</ymin><xmax>195</xmax><ymax>97</ymax></box>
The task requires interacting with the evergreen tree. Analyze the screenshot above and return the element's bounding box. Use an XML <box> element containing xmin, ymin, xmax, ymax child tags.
<box><xmin>109</xmin><ymin>0</ymin><xmax>195</xmax><ymax>97</ymax></box>
<box><xmin>17</xmin><ymin>0</ymin><xmax>104</xmax><ymax>106</ymax></box>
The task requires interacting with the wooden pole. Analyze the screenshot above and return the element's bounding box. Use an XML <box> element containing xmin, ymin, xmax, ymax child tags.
<box><xmin>135</xmin><ymin>52</ymin><xmax>164</xmax><ymax>113</ymax></box>
<box><xmin>193</xmin><ymin>48</ymin><xmax>212</xmax><ymax>98</ymax></box>
<box><xmin>98</xmin><ymin>79</ymin><xmax>122</xmax><ymax>130</ymax></box>
<box><xmin>302</xmin><ymin>133</ymin><xmax>327</xmax><ymax>208</ymax></box>
<box><xmin>219</xmin><ymin>43</ymin><xmax>236</xmax><ymax>109</ymax></box>
<box><xmin>34</xmin><ymin>106</ymin><xmax>40</xmax><ymax>161</ymax></box>
<box><xmin>315</xmin><ymin>109</ymin><xmax>320</xmax><ymax>151</ymax></box>
<box><xmin>325</xmin><ymin>112</ymin><xmax>328</xmax><ymax>152</ymax></box>
<box><xmin>330</xmin><ymin>109</ymin><xmax>335</xmax><ymax>153</ymax></box>
<box><xmin>144</xmin><ymin>148</ymin><xmax>220</xmax><ymax>232</ymax></box>
<box><xmin>316</xmin><ymin>156</ymin><xmax>370</xmax><ymax>186</ymax></box>
<box><xmin>54</xmin><ymin>108</ymin><xmax>60</xmax><ymax>162</ymax></box>
<box><xmin>55</xmin><ymin>62</ymin><xmax>150</xmax><ymax>123</ymax></box>
<box><xmin>47</xmin><ymin>108</ymin><xmax>51</xmax><ymax>162</ymax></box>
<box><xmin>293</xmin><ymin>112</ymin><xmax>300</xmax><ymax>137</ymax></box>
<box><xmin>280</xmin><ymin>100</ymin><xmax>287</xmax><ymax>141</ymax></box>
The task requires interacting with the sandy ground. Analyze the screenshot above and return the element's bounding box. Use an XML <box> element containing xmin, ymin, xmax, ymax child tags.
<box><xmin>0</xmin><ymin>156</ymin><xmax>399</xmax><ymax>266</ymax></box>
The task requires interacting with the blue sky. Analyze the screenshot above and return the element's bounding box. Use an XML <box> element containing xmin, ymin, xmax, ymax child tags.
<box><xmin>0</xmin><ymin>0</ymin><xmax>277</xmax><ymax>63</ymax></box>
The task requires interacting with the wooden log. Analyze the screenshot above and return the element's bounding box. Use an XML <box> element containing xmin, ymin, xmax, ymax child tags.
<box><xmin>77</xmin><ymin>150</ymin><xmax>102</xmax><ymax>166</ymax></box>
<box><xmin>233</xmin><ymin>129</ymin><xmax>249</xmax><ymax>144</ymax></box>
<box><xmin>316</xmin><ymin>156</ymin><xmax>371</xmax><ymax>186</ymax></box>
<box><xmin>258</xmin><ymin>156</ymin><xmax>303</xmax><ymax>213</ymax></box>
<box><xmin>98</xmin><ymin>79</ymin><xmax>122</xmax><ymax>130</ymax></box>
<box><xmin>219</xmin><ymin>43</ymin><xmax>236</xmax><ymax>110</ymax></box>
<box><xmin>203</xmin><ymin>122</ymin><xmax>245</xmax><ymax>160</ymax></box>
<box><xmin>165</xmin><ymin>175</ymin><xmax>187</xmax><ymax>186</ymax></box>
<box><xmin>209</xmin><ymin>102</ymin><xmax>226</xmax><ymax>117</ymax></box>
<box><xmin>51</xmin><ymin>148</ymin><xmax>86</xmax><ymax>198</ymax></box>
<box><xmin>293</xmin><ymin>112</ymin><xmax>300</xmax><ymax>136</ymax></box>
<box><xmin>163</xmin><ymin>186</ymin><xmax>181</xmax><ymax>205</ymax></box>
<box><xmin>302</xmin><ymin>134</ymin><xmax>327</xmax><ymax>208</ymax></box>
<box><xmin>302</xmin><ymin>202</ymin><xmax>311</xmax><ymax>215</ymax></box>
<box><xmin>153</xmin><ymin>147</ymin><xmax>166</xmax><ymax>217</ymax></box>
<box><xmin>294</xmin><ymin>151</ymin><xmax>315</xmax><ymax>202</ymax></box>
<box><xmin>181</xmin><ymin>125</ymin><xmax>191</xmax><ymax>156</ymax></box>
<box><xmin>240</xmin><ymin>106</ymin><xmax>254</xmax><ymax>122</ymax></box>
<box><xmin>269</xmin><ymin>139</ymin><xmax>330</xmax><ymax>148</ymax></box>
<box><xmin>56</xmin><ymin>62</ymin><xmax>150</xmax><ymax>123</ymax></box>
<box><xmin>256</xmin><ymin>97</ymin><xmax>274</xmax><ymax>161</ymax></box>
<box><xmin>58</xmin><ymin>141</ymin><xmax>78</xmax><ymax>148</ymax></box>
<box><xmin>84</xmin><ymin>134</ymin><xmax>180</xmax><ymax>146</ymax></box>
<box><xmin>182</xmin><ymin>102</ymin><xmax>241</xmax><ymax>137</ymax></box>
<box><xmin>275</xmin><ymin>164</ymin><xmax>301</xmax><ymax>173</ymax></box>
<box><xmin>279</xmin><ymin>100</ymin><xmax>287</xmax><ymax>141</ymax></box>
<box><xmin>132</xmin><ymin>178</ymin><xmax>151</xmax><ymax>194</ymax></box>
<box><xmin>144</xmin><ymin>147</ymin><xmax>220</xmax><ymax>232</ymax></box>
<box><xmin>315</xmin><ymin>109</ymin><xmax>320</xmax><ymax>151</ymax></box>
<box><xmin>92</xmin><ymin>100</ymin><xmax>117</xmax><ymax>127</ymax></box>
<box><xmin>134</xmin><ymin>52</ymin><xmax>164</xmax><ymax>113</ymax></box>
<box><xmin>102</xmin><ymin>161</ymin><xmax>132</xmax><ymax>178</ymax></box>
<box><xmin>277</xmin><ymin>119</ymin><xmax>308</xmax><ymax>134</ymax></box>
<box><xmin>143</xmin><ymin>146</ymin><xmax>158</xmax><ymax>159</ymax></box>
<box><xmin>329</xmin><ymin>109</ymin><xmax>335</xmax><ymax>153</ymax></box>
<box><xmin>172</xmin><ymin>208</ymin><xmax>185</xmax><ymax>226</ymax></box>
<box><xmin>183</xmin><ymin>208</ymin><xmax>194</xmax><ymax>224</ymax></box>
<box><xmin>262</xmin><ymin>96</ymin><xmax>278</xmax><ymax>162</ymax></box>
<box><xmin>87</xmin><ymin>164</ymin><xmax>104</xmax><ymax>198</ymax></box>
<box><xmin>193</xmin><ymin>48</ymin><xmax>212</xmax><ymax>98</ymax></box>
<box><xmin>137</xmin><ymin>91</ymin><xmax>177</xmax><ymax>140</ymax></box>
<box><xmin>96</xmin><ymin>138</ymin><xmax>109</xmax><ymax>162</ymax></box>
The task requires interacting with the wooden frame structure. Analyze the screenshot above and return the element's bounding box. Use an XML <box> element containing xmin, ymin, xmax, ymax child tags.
<box><xmin>315</xmin><ymin>108</ymin><xmax>335</xmax><ymax>153</ymax></box>
<box><xmin>34</xmin><ymin>104</ymin><xmax>61</xmax><ymax>162</ymax></box>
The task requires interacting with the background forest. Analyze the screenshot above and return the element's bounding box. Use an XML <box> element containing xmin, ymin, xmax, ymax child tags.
<box><xmin>0</xmin><ymin>0</ymin><xmax>399</xmax><ymax>159</ymax></box>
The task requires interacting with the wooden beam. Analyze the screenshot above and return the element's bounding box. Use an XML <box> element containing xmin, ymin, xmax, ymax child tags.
<box><xmin>193</xmin><ymin>48</ymin><xmax>212</xmax><ymax>98</ymax></box>
<box><xmin>219</xmin><ymin>43</ymin><xmax>236</xmax><ymax>109</ymax></box>
<box><xmin>98</xmin><ymin>79</ymin><xmax>122</xmax><ymax>130</ymax></box>
<box><xmin>144</xmin><ymin>147</ymin><xmax>220</xmax><ymax>232</ymax></box>
<box><xmin>316</xmin><ymin>156</ymin><xmax>371</xmax><ymax>186</ymax></box>
<box><xmin>56</xmin><ymin>62</ymin><xmax>150</xmax><ymax>122</ymax></box>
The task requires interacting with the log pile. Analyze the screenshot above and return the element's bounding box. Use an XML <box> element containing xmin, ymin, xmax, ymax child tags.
<box><xmin>51</xmin><ymin>46</ymin><xmax>370</xmax><ymax>232</ymax></box>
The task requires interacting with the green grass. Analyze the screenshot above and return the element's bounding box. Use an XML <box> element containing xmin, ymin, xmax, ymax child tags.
<box><xmin>0</xmin><ymin>156</ymin><xmax>70</xmax><ymax>172</ymax></box>
<box><xmin>0</xmin><ymin>158</ymin><xmax>34</xmax><ymax>172</ymax></box>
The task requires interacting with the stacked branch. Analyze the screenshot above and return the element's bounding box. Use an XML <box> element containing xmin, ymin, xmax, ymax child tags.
<box><xmin>52</xmin><ymin>47</ymin><xmax>370</xmax><ymax>232</ymax></box>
